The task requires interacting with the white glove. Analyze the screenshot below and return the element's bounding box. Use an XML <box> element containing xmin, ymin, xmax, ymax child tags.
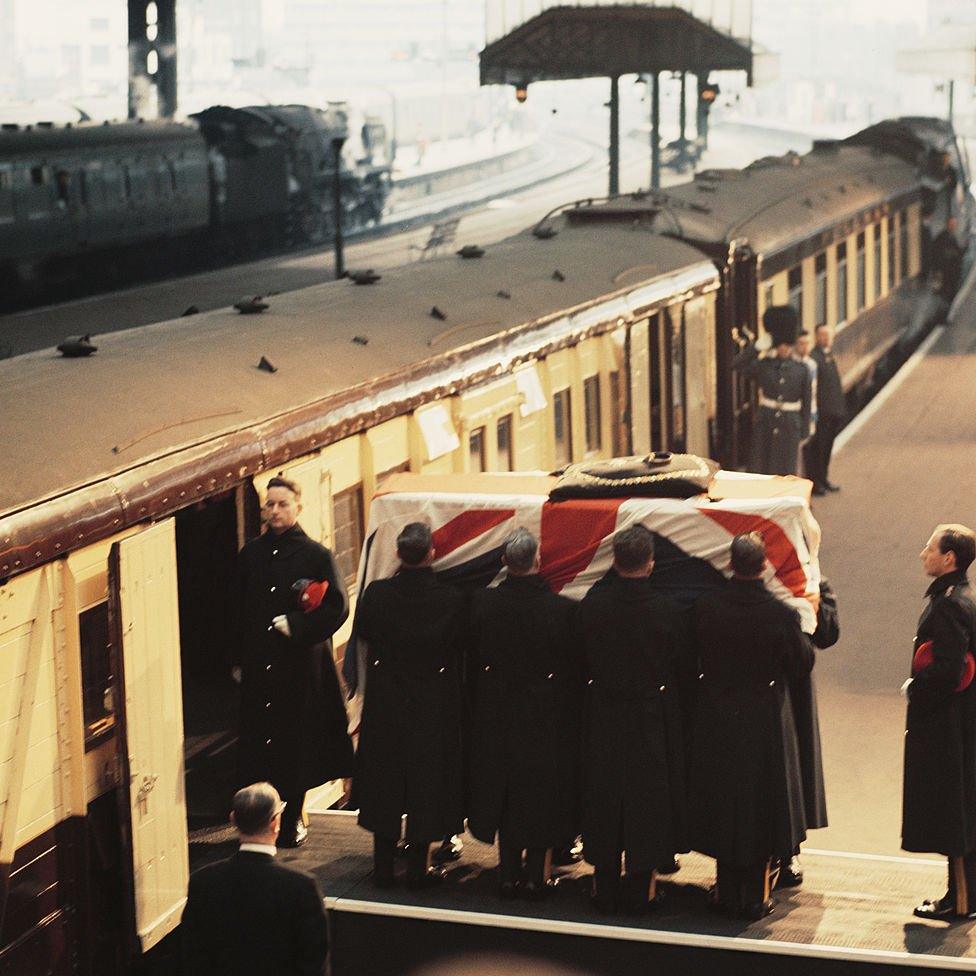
<box><xmin>900</xmin><ymin>677</ymin><xmax>913</xmax><ymax>698</ymax></box>
<box><xmin>272</xmin><ymin>615</ymin><xmax>292</xmax><ymax>638</ymax></box>
<box><xmin>230</xmin><ymin>666</ymin><xmax>242</xmax><ymax>684</ymax></box>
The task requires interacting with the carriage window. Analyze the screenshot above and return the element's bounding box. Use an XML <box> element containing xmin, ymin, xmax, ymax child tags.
<box><xmin>55</xmin><ymin>170</ymin><xmax>70</xmax><ymax>204</ymax></box>
<box><xmin>80</xmin><ymin>603</ymin><xmax>115</xmax><ymax>749</ymax></box>
<box><xmin>900</xmin><ymin>211</ymin><xmax>910</xmax><ymax>279</ymax></box>
<box><xmin>888</xmin><ymin>217</ymin><xmax>898</xmax><ymax>289</ymax></box>
<box><xmin>874</xmin><ymin>225</ymin><xmax>883</xmax><ymax>299</ymax></box>
<box><xmin>332</xmin><ymin>484</ymin><xmax>364</xmax><ymax>590</ymax></box>
<box><xmin>814</xmin><ymin>252</ymin><xmax>827</xmax><ymax>327</ymax></box>
<box><xmin>787</xmin><ymin>266</ymin><xmax>802</xmax><ymax>321</ymax></box>
<box><xmin>30</xmin><ymin>165</ymin><xmax>46</xmax><ymax>186</ymax></box>
<box><xmin>553</xmin><ymin>389</ymin><xmax>573</xmax><ymax>466</ymax></box>
<box><xmin>856</xmin><ymin>232</ymin><xmax>866</xmax><ymax>311</ymax></box>
<box><xmin>584</xmin><ymin>376</ymin><xmax>602</xmax><ymax>454</ymax></box>
<box><xmin>836</xmin><ymin>242</ymin><xmax>848</xmax><ymax>326</ymax></box>
<box><xmin>496</xmin><ymin>414</ymin><xmax>513</xmax><ymax>471</ymax></box>
<box><xmin>469</xmin><ymin>426</ymin><xmax>486</xmax><ymax>473</ymax></box>
<box><xmin>609</xmin><ymin>371</ymin><xmax>626</xmax><ymax>457</ymax></box>
<box><xmin>763</xmin><ymin>283</ymin><xmax>774</xmax><ymax>313</ymax></box>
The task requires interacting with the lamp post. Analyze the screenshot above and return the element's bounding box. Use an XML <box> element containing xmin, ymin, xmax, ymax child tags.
<box><xmin>332</xmin><ymin>135</ymin><xmax>346</xmax><ymax>280</ymax></box>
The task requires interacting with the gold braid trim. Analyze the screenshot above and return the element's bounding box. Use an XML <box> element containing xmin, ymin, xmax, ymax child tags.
<box><xmin>562</xmin><ymin>456</ymin><xmax>713</xmax><ymax>489</ymax></box>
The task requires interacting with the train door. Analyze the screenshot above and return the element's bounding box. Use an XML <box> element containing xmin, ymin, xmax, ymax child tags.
<box><xmin>665</xmin><ymin>306</ymin><xmax>687</xmax><ymax>454</ymax></box>
<box><xmin>649</xmin><ymin>312</ymin><xmax>668</xmax><ymax>451</ymax></box>
<box><xmin>628</xmin><ymin>318</ymin><xmax>652</xmax><ymax>454</ymax></box>
<box><xmin>683</xmin><ymin>296</ymin><xmax>713</xmax><ymax>457</ymax></box>
<box><xmin>107</xmin><ymin>519</ymin><xmax>189</xmax><ymax>955</ymax></box>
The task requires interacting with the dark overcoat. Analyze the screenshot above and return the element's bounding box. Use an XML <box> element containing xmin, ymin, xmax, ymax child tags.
<box><xmin>182</xmin><ymin>850</ymin><xmax>328</xmax><ymax>976</ymax></box>
<box><xmin>353</xmin><ymin>568</ymin><xmax>467</xmax><ymax>842</ymax></box>
<box><xmin>690</xmin><ymin>579</ymin><xmax>811</xmax><ymax>866</ymax></box>
<box><xmin>466</xmin><ymin>575</ymin><xmax>580</xmax><ymax>849</ymax></box>
<box><xmin>790</xmin><ymin>578</ymin><xmax>839</xmax><ymax>831</ymax></box>
<box><xmin>903</xmin><ymin>571</ymin><xmax>976</xmax><ymax>855</ymax></box>
<box><xmin>734</xmin><ymin>345</ymin><xmax>812</xmax><ymax>476</ymax></box>
<box><xmin>577</xmin><ymin>571</ymin><xmax>689</xmax><ymax>872</ymax></box>
<box><xmin>810</xmin><ymin>348</ymin><xmax>845</xmax><ymax>421</ymax></box>
<box><xmin>235</xmin><ymin>524</ymin><xmax>353</xmax><ymax>800</ymax></box>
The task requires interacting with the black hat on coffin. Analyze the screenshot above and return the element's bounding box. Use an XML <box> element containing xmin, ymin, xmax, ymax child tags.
<box><xmin>763</xmin><ymin>305</ymin><xmax>799</xmax><ymax>346</ymax></box>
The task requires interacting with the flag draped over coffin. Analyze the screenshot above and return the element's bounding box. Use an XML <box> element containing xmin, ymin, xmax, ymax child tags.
<box><xmin>343</xmin><ymin>472</ymin><xmax>822</xmax><ymax>707</ymax></box>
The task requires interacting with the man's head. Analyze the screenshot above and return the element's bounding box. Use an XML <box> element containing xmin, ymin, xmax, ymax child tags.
<box><xmin>264</xmin><ymin>476</ymin><xmax>302</xmax><ymax>535</ymax></box>
<box><xmin>504</xmin><ymin>528</ymin><xmax>540</xmax><ymax>576</ymax></box>
<box><xmin>612</xmin><ymin>524</ymin><xmax>655</xmax><ymax>578</ymax></box>
<box><xmin>921</xmin><ymin>524</ymin><xmax>976</xmax><ymax>578</ymax></box>
<box><xmin>815</xmin><ymin>323</ymin><xmax>833</xmax><ymax>349</ymax></box>
<box><xmin>763</xmin><ymin>305</ymin><xmax>799</xmax><ymax>358</ymax></box>
<box><xmin>730</xmin><ymin>532</ymin><xmax>766</xmax><ymax>579</ymax></box>
<box><xmin>795</xmin><ymin>331</ymin><xmax>812</xmax><ymax>358</ymax></box>
<box><xmin>230</xmin><ymin>782</ymin><xmax>285</xmax><ymax>843</ymax></box>
<box><xmin>397</xmin><ymin>522</ymin><xmax>434</xmax><ymax>568</ymax></box>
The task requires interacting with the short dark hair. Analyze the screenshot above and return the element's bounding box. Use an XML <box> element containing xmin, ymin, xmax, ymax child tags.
<box><xmin>505</xmin><ymin>529</ymin><xmax>538</xmax><ymax>574</ymax></box>
<box><xmin>612</xmin><ymin>524</ymin><xmax>655</xmax><ymax>572</ymax></box>
<box><xmin>730</xmin><ymin>532</ymin><xmax>766</xmax><ymax>578</ymax></box>
<box><xmin>232</xmin><ymin>782</ymin><xmax>282</xmax><ymax>834</ymax></box>
<box><xmin>267</xmin><ymin>475</ymin><xmax>301</xmax><ymax>499</ymax></box>
<box><xmin>797</xmin><ymin>330</ymin><xmax>810</xmax><ymax>338</ymax></box>
<box><xmin>397</xmin><ymin>522</ymin><xmax>433</xmax><ymax>566</ymax></box>
<box><xmin>937</xmin><ymin>524</ymin><xmax>976</xmax><ymax>573</ymax></box>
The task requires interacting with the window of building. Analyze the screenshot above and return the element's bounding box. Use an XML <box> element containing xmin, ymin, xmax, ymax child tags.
<box><xmin>814</xmin><ymin>252</ymin><xmax>827</xmax><ymax>327</ymax></box>
<box><xmin>553</xmin><ymin>389</ymin><xmax>573</xmax><ymax>467</ymax></box>
<box><xmin>836</xmin><ymin>241</ymin><xmax>848</xmax><ymax>326</ymax></box>
<box><xmin>609</xmin><ymin>371</ymin><xmax>625</xmax><ymax>457</ymax></box>
<box><xmin>900</xmin><ymin>211</ymin><xmax>910</xmax><ymax>279</ymax></box>
<box><xmin>856</xmin><ymin>231</ymin><xmax>866</xmax><ymax>311</ymax></box>
<box><xmin>874</xmin><ymin>225</ymin><xmax>883</xmax><ymax>298</ymax></box>
<box><xmin>888</xmin><ymin>216</ymin><xmax>898</xmax><ymax>289</ymax></box>
<box><xmin>80</xmin><ymin>603</ymin><xmax>115</xmax><ymax>749</ymax></box>
<box><xmin>788</xmin><ymin>266</ymin><xmax>803</xmax><ymax>321</ymax></box>
<box><xmin>583</xmin><ymin>375</ymin><xmax>602</xmax><ymax>454</ymax></box>
<box><xmin>468</xmin><ymin>426</ymin><xmax>486</xmax><ymax>472</ymax></box>
<box><xmin>496</xmin><ymin>414</ymin><xmax>513</xmax><ymax>471</ymax></box>
<box><xmin>332</xmin><ymin>484</ymin><xmax>364</xmax><ymax>590</ymax></box>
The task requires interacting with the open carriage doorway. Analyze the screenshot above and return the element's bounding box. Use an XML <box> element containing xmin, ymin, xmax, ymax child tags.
<box><xmin>175</xmin><ymin>489</ymin><xmax>245</xmax><ymax>829</ymax></box>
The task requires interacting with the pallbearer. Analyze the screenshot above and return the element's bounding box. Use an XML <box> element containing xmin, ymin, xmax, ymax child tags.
<box><xmin>353</xmin><ymin>522</ymin><xmax>467</xmax><ymax>888</ymax></box>
<box><xmin>576</xmin><ymin>525</ymin><xmax>689</xmax><ymax>914</ymax></box>
<box><xmin>467</xmin><ymin>529</ymin><xmax>580</xmax><ymax>900</ymax></box>
<box><xmin>903</xmin><ymin>525</ymin><xmax>976</xmax><ymax>921</ymax></box>
<box><xmin>733</xmin><ymin>305</ymin><xmax>812</xmax><ymax>476</ymax></box>
<box><xmin>690</xmin><ymin>533</ymin><xmax>810</xmax><ymax>920</ymax></box>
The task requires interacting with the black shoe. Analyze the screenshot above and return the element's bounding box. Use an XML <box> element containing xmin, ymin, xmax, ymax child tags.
<box><xmin>741</xmin><ymin>899</ymin><xmax>775</xmax><ymax>921</ymax></box>
<box><xmin>825</xmin><ymin>482</ymin><xmax>841</xmax><ymax>492</ymax></box>
<box><xmin>913</xmin><ymin>896</ymin><xmax>976</xmax><ymax>921</ymax></box>
<box><xmin>812</xmin><ymin>484</ymin><xmax>827</xmax><ymax>497</ymax></box>
<box><xmin>431</xmin><ymin>836</ymin><xmax>463</xmax><ymax>864</ymax></box>
<box><xmin>498</xmin><ymin>881</ymin><xmax>519</xmax><ymax>900</ymax></box>
<box><xmin>406</xmin><ymin>865</ymin><xmax>448</xmax><ymax>890</ymax></box>
<box><xmin>551</xmin><ymin>838</ymin><xmax>584</xmax><ymax>866</ymax></box>
<box><xmin>657</xmin><ymin>856</ymin><xmax>680</xmax><ymax>876</ymax></box>
<box><xmin>774</xmin><ymin>856</ymin><xmax>803</xmax><ymax>889</ymax></box>
<box><xmin>621</xmin><ymin>889</ymin><xmax>666</xmax><ymax>916</ymax></box>
<box><xmin>277</xmin><ymin>820</ymin><xmax>307</xmax><ymax>848</ymax></box>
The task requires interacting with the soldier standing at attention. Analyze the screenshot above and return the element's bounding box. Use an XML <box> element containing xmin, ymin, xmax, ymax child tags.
<box><xmin>690</xmin><ymin>533</ymin><xmax>810</xmax><ymax>920</ymax></box>
<box><xmin>353</xmin><ymin>523</ymin><xmax>467</xmax><ymax>888</ymax></box>
<box><xmin>234</xmin><ymin>476</ymin><xmax>353</xmax><ymax>848</ymax></box>
<box><xmin>903</xmin><ymin>525</ymin><xmax>976</xmax><ymax>921</ymax></box>
<box><xmin>576</xmin><ymin>525</ymin><xmax>689</xmax><ymax>915</ymax></box>
<box><xmin>467</xmin><ymin>530</ymin><xmax>580</xmax><ymax>901</ymax></box>
<box><xmin>733</xmin><ymin>305</ymin><xmax>812</xmax><ymax>476</ymax></box>
<box><xmin>808</xmin><ymin>323</ymin><xmax>846</xmax><ymax>496</ymax></box>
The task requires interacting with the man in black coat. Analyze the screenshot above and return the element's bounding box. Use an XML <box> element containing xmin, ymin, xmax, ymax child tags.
<box><xmin>354</xmin><ymin>522</ymin><xmax>467</xmax><ymax>887</ymax></box>
<box><xmin>577</xmin><ymin>524</ymin><xmax>688</xmax><ymax>914</ymax></box>
<box><xmin>182</xmin><ymin>782</ymin><xmax>328</xmax><ymax>976</ymax></box>
<box><xmin>807</xmin><ymin>323</ymin><xmax>846</xmax><ymax>495</ymax></box>
<box><xmin>733</xmin><ymin>305</ymin><xmax>812</xmax><ymax>477</ymax></box>
<box><xmin>235</xmin><ymin>476</ymin><xmax>354</xmax><ymax>847</ymax></box>
<box><xmin>690</xmin><ymin>533</ymin><xmax>811</xmax><ymax>920</ymax></box>
<box><xmin>467</xmin><ymin>529</ymin><xmax>579</xmax><ymax>900</ymax></box>
<box><xmin>903</xmin><ymin>525</ymin><xmax>976</xmax><ymax>921</ymax></box>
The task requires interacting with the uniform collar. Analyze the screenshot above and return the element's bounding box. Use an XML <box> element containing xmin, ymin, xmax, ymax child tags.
<box><xmin>396</xmin><ymin>566</ymin><xmax>435</xmax><ymax>583</ymax></box>
<box><xmin>262</xmin><ymin>523</ymin><xmax>307</xmax><ymax>551</ymax></box>
<box><xmin>926</xmin><ymin>569</ymin><xmax>968</xmax><ymax>599</ymax></box>
<box><xmin>238</xmin><ymin>842</ymin><xmax>277</xmax><ymax>857</ymax></box>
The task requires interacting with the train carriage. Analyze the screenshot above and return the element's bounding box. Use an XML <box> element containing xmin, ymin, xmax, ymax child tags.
<box><xmin>0</xmin><ymin>116</ymin><xmax>967</xmax><ymax>974</ymax></box>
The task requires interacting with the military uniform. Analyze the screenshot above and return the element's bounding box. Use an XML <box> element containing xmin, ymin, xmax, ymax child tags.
<box><xmin>689</xmin><ymin>578</ymin><xmax>811</xmax><ymax>917</ymax></box>
<box><xmin>734</xmin><ymin>345</ymin><xmax>812</xmax><ymax>476</ymax></box>
<box><xmin>235</xmin><ymin>525</ymin><xmax>354</xmax><ymax>836</ymax></box>
<box><xmin>353</xmin><ymin>568</ymin><xmax>467</xmax><ymax>883</ymax></box>
<box><xmin>467</xmin><ymin>575</ymin><xmax>580</xmax><ymax>892</ymax></box>
<box><xmin>576</xmin><ymin>571</ymin><xmax>689</xmax><ymax>911</ymax></box>
<box><xmin>807</xmin><ymin>346</ymin><xmax>845</xmax><ymax>491</ymax></box>
<box><xmin>903</xmin><ymin>570</ymin><xmax>976</xmax><ymax>914</ymax></box>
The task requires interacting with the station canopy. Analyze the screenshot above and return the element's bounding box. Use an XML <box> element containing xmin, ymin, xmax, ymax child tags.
<box><xmin>480</xmin><ymin>0</ymin><xmax>755</xmax><ymax>84</ymax></box>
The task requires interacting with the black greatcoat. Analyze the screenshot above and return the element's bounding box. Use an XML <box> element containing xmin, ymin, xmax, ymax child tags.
<box><xmin>236</xmin><ymin>525</ymin><xmax>354</xmax><ymax>800</ymax></box>
<box><xmin>690</xmin><ymin>579</ymin><xmax>811</xmax><ymax>866</ymax></box>
<box><xmin>181</xmin><ymin>850</ymin><xmax>328</xmax><ymax>976</ymax></box>
<box><xmin>903</xmin><ymin>571</ymin><xmax>976</xmax><ymax>855</ymax></box>
<box><xmin>354</xmin><ymin>568</ymin><xmax>466</xmax><ymax>842</ymax></box>
<box><xmin>467</xmin><ymin>575</ymin><xmax>580</xmax><ymax>849</ymax></box>
<box><xmin>577</xmin><ymin>571</ymin><xmax>689</xmax><ymax>872</ymax></box>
